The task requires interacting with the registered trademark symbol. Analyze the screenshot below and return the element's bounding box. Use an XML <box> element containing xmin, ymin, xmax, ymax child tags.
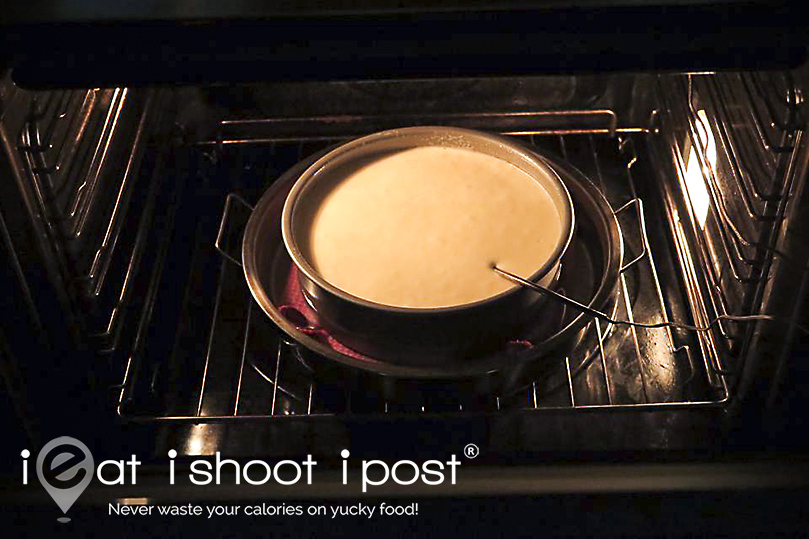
<box><xmin>463</xmin><ymin>443</ymin><xmax>480</xmax><ymax>459</ymax></box>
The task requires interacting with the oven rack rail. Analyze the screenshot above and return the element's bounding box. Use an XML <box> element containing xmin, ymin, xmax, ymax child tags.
<box><xmin>198</xmin><ymin>109</ymin><xmax>640</xmax><ymax>147</ymax></box>
<box><xmin>117</xmin><ymin>120</ymin><xmax>730</xmax><ymax>423</ymax></box>
<box><xmin>20</xmin><ymin>88</ymin><xmax>130</xmax><ymax>239</ymax></box>
<box><xmin>655</xmin><ymin>72</ymin><xmax>804</xmax><ymax>354</ymax></box>
<box><xmin>14</xmin><ymin>86</ymin><xmax>171</xmax><ymax>351</ymax></box>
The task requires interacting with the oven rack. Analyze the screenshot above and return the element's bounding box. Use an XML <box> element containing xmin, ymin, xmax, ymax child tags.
<box><xmin>116</xmin><ymin>115</ymin><xmax>730</xmax><ymax>423</ymax></box>
<box><xmin>654</xmin><ymin>72</ymin><xmax>804</xmax><ymax>354</ymax></box>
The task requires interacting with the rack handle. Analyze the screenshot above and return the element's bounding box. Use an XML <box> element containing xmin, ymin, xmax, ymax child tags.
<box><xmin>214</xmin><ymin>193</ymin><xmax>254</xmax><ymax>268</ymax></box>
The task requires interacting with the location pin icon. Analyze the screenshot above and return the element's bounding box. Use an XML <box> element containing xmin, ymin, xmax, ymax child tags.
<box><xmin>36</xmin><ymin>436</ymin><xmax>94</xmax><ymax>522</ymax></box>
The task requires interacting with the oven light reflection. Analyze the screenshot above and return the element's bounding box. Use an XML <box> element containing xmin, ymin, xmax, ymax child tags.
<box><xmin>185</xmin><ymin>424</ymin><xmax>221</xmax><ymax>455</ymax></box>
<box><xmin>683</xmin><ymin>109</ymin><xmax>716</xmax><ymax>229</ymax></box>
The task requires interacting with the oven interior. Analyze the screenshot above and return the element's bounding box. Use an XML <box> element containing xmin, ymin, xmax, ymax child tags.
<box><xmin>1</xmin><ymin>68</ymin><xmax>809</xmax><ymax>461</ymax></box>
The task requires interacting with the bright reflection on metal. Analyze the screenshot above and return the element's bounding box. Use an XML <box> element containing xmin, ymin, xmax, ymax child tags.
<box><xmin>683</xmin><ymin>109</ymin><xmax>716</xmax><ymax>229</ymax></box>
<box><xmin>185</xmin><ymin>424</ymin><xmax>219</xmax><ymax>455</ymax></box>
<box><xmin>117</xmin><ymin>498</ymin><xmax>150</xmax><ymax>505</ymax></box>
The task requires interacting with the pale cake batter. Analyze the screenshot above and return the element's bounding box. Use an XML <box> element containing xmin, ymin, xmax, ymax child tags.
<box><xmin>303</xmin><ymin>146</ymin><xmax>562</xmax><ymax>308</ymax></box>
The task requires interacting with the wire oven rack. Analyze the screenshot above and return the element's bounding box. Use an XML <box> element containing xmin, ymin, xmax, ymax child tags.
<box><xmin>5</xmin><ymin>71</ymin><xmax>802</xmax><ymax>428</ymax></box>
<box><xmin>115</xmin><ymin>106</ymin><xmax>744</xmax><ymax>423</ymax></box>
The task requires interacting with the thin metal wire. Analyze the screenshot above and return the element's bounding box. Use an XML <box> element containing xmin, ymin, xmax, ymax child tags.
<box><xmin>564</xmin><ymin>357</ymin><xmax>576</xmax><ymax>407</ymax></box>
<box><xmin>214</xmin><ymin>193</ymin><xmax>253</xmax><ymax>267</ymax></box>
<box><xmin>247</xmin><ymin>357</ymin><xmax>305</xmax><ymax>402</ymax></box>
<box><xmin>195</xmin><ymin>259</ymin><xmax>227</xmax><ymax>417</ymax></box>
<box><xmin>68</xmin><ymin>88</ymin><xmax>129</xmax><ymax>237</ymax></box>
<box><xmin>50</xmin><ymin>91</ymin><xmax>101</xmax><ymax>198</ymax></box>
<box><xmin>595</xmin><ymin>321</ymin><xmax>613</xmax><ymax>405</ymax></box>
<box><xmin>271</xmin><ymin>340</ymin><xmax>282</xmax><ymax>415</ymax></box>
<box><xmin>232</xmin><ymin>303</ymin><xmax>252</xmax><ymax>416</ymax></box>
<box><xmin>88</xmin><ymin>91</ymin><xmax>156</xmax><ymax>295</ymax></box>
<box><xmin>94</xmin><ymin>142</ymin><xmax>166</xmax><ymax>348</ymax></box>
<box><xmin>492</xmin><ymin>265</ymin><xmax>809</xmax><ymax>335</ymax></box>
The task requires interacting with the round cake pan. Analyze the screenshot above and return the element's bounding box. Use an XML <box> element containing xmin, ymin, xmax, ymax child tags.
<box><xmin>276</xmin><ymin>126</ymin><xmax>575</xmax><ymax>364</ymax></box>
